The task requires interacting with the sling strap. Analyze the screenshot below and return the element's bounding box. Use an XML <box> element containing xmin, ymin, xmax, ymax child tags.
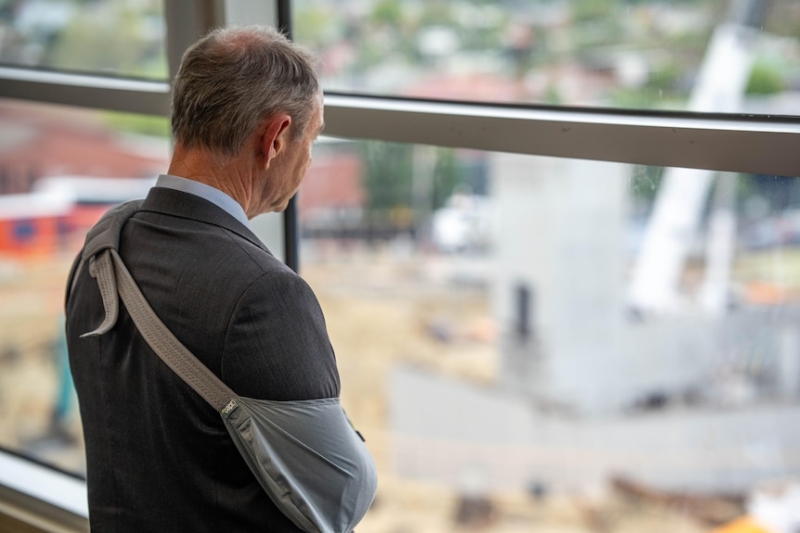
<box><xmin>78</xmin><ymin>201</ymin><xmax>236</xmax><ymax>412</ymax></box>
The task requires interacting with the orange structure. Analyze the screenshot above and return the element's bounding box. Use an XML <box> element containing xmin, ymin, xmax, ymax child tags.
<box><xmin>0</xmin><ymin>215</ymin><xmax>66</xmax><ymax>260</ymax></box>
<box><xmin>0</xmin><ymin>193</ymin><xmax>111</xmax><ymax>261</ymax></box>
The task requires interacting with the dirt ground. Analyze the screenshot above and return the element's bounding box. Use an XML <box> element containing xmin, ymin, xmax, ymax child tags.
<box><xmin>301</xmin><ymin>244</ymin><xmax>713</xmax><ymax>533</ymax></box>
<box><xmin>0</xmin><ymin>255</ymin><xmax>85</xmax><ymax>472</ymax></box>
<box><xmin>0</xmin><ymin>244</ymin><xmax>718</xmax><ymax>532</ymax></box>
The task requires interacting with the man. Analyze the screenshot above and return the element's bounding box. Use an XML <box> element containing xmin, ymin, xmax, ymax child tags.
<box><xmin>65</xmin><ymin>26</ymin><xmax>374</xmax><ymax>532</ymax></box>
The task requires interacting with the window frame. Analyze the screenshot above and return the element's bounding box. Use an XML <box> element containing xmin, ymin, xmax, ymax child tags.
<box><xmin>322</xmin><ymin>93</ymin><xmax>800</xmax><ymax>177</ymax></box>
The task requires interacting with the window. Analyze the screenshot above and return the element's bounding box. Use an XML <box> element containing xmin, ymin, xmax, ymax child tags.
<box><xmin>0</xmin><ymin>98</ymin><xmax>168</xmax><ymax>475</ymax></box>
<box><xmin>0</xmin><ymin>0</ymin><xmax>168</xmax><ymax>80</ymax></box>
<box><xmin>299</xmin><ymin>137</ymin><xmax>800</xmax><ymax>529</ymax></box>
<box><xmin>294</xmin><ymin>0</ymin><xmax>800</xmax><ymax>116</ymax></box>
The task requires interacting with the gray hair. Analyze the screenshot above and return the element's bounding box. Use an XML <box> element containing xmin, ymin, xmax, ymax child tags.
<box><xmin>171</xmin><ymin>25</ymin><xmax>320</xmax><ymax>157</ymax></box>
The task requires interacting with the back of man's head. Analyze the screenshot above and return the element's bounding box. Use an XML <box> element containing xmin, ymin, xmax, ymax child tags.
<box><xmin>171</xmin><ymin>25</ymin><xmax>319</xmax><ymax>158</ymax></box>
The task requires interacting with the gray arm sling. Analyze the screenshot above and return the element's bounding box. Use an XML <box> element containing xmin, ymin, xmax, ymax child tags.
<box><xmin>76</xmin><ymin>201</ymin><xmax>378</xmax><ymax>533</ymax></box>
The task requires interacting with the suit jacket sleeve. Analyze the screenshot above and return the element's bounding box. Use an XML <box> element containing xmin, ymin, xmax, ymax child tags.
<box><xmin>220</xmin><ymin>269</ymin><xmax>341</xmax><ymax>401</ymax></box>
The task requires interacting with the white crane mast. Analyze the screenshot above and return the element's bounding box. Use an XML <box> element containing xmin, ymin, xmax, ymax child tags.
<box><xmin>628</xmin><ymin>2</ymin><xmax>767</xmax><ymax>314</ymax></box>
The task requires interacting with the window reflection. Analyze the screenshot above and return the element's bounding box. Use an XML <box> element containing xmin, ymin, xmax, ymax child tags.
<box><xmin>299</xmin><ymin>138</ymin><xmax>800</xmax><ymax>531</ymax></box>
<box><xmin>0</xmin><ymin>98</ymin><xmax>168</xmax><ymax>475</ymax></box>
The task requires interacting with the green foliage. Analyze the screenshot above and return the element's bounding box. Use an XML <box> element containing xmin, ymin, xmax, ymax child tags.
<box><xmin>420</xmin><ymin>3</ymin><xmax>454</xmax><ymax>26</ymax></box>
<box><xmin>431</xmin><ymin>148</ymin><xmax>462</xmax><ymax>210</ymax></box>
<box><xmin>372</xmin><ymin>0</ymin><xmax>403</xmax><ymax>27</ymax></box>
<box><xmin>459</xmin><ymin>23</ymin><xmax>505</xmax><ymax>52</ymax></box>
<box><xmin>610</xmin><ymin>87</ymin><xmax>657</xmax><ymax>109</ymax></box>
<box><xmin>746</xmin><ymin>59</ymin><xmax>785</xmax><ymax>96</ymax></box>
<box><xmin>360</xmin><ymin>142</ymin><xmax>467</xmax><ymax>215</ymax></box>
<box><xmin>294</xmin><ymin>6</ymin><xmax>337</xmax><ymax>45</ymax></box>
<box><xmin>102</xmin><ymin>112</ymin><xmax>170</xmax><ymax>138</ymax></box>
<box><xmin>611</xmin><ymin>51</ymin><xmax>700</xmax><ymax>109</ymax></box>
<box><xmin>361</xmin><ymin>141</ymin><xmax>414</xmax><ymax>212</ymax></box>
<box><xmin>43</xmin><ymin>4</ymin><xmax>166</xmax><ymax>79</ymax></box>
<box><xmin>648</xmin><ymin>63</ymin><xmax>682</xmax><ymax>94</ymax></box>
<box><xmin>629</xmin><ymin>165</ymin><xmax>663</xmax><ymax>202</ymax></box>
<box><xmin>543</xmin><ymin>85</ymin><xmax>563</xmax><ymax>105</ymax></box>
<box><xmin>572</xmin><ymin>0</ymin><xmax>615</xmax><ymax>22</ymax></box>
<box><xmin>736</xmin><ymin>172</ymin><xmax>757</xmax><ymax>211</ymax></box>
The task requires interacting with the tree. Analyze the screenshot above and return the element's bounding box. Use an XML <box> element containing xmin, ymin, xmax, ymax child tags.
<box><xmin>746</xmin><ymin>59</ymin><xmax>785</xmax><ymax>96</ymax></box>
<box><xmin>361</xmin><ymin>142</ymin><xmax>468</xmax><ymax>214</ymax></box>
<box><xmin>361</xmin><ymin>141</ymin><xmax>414</xmax><ymax>213</ymax></box>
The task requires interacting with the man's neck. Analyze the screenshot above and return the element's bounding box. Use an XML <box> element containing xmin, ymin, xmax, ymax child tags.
<box><xmin>167</xmin><ymin>146</ymin><xmax>255</xmax><ymax>215</ymax></box>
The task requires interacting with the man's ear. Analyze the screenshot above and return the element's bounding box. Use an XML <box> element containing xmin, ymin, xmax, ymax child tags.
<box><xmin>259</xmin><ymin>114</ymin><xmax>292</xmax><ymax>167</ymax></box>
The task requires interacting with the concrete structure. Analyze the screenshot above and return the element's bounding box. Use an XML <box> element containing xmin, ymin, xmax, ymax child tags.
<box><xmin>391</xmin><ymin>365</ymin><xmax>800</xmax><ymax>493</ymax></box>
<box><xmin>491</xmin><ymin>153</ymin><xmax>628</xmax><ymax>414</ymax></box>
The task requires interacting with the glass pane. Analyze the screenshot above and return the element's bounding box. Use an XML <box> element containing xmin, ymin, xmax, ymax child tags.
<box><xmin>0</xmin><ymin>98</ymin><xmax>169</xmax><ymax>475</ymax></box>
<box><xmin>294</xmin><ymin>0</ymin><xmax>800</xmax><ymax>116</ymax></box>
<box><xmin>299</xmin><ymin>137</ymin><xmax>800</xmax><ymax>531</ymax></box>
<box><xmin>0</xmin><ymin>0</ymin><xmax>167</xmax><ymax>79</ymax></box>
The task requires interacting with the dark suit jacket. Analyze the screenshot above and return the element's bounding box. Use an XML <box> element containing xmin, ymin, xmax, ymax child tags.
<box><xmin>65</xmin><ymin>187</ymin><xmax>341</xmax><ymax>532</ymax></box>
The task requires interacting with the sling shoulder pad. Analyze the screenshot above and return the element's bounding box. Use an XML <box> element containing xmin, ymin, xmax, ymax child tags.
<box><xmin>82</xmin><ymin>200</ymin><xmax>144</xmax><ymax>260</ymax></box>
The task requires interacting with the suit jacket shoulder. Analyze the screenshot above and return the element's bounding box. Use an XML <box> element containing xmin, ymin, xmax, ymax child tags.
<box><xmin>125</xmin><ymin>186</ymin><xmax>340</xmax><ymax>400</ymax></box>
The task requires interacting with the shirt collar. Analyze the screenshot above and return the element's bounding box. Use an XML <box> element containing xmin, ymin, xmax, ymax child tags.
<box><xmin>154</xmin><ymin>174</ymin><xmax>250</xmax><ymax>228</ymax></box>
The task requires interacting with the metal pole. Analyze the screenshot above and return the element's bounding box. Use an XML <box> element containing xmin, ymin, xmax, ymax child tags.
<box><xmin>277</xmin><ymin>1</ymin><xmax>293</xmax><ymax>39</ymax></box>
<box><xmin>277</xmin><ymin>0</ymin><xmax>300</xmax><ymax>272</ymax></box>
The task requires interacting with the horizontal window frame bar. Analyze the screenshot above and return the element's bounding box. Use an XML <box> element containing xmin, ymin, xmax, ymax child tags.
<box><xmin>0</xmin><ymin>66</ymin><xmax>170</xmax><ymax>116</ymax></box>
<box><xmin>0</xmin><ymin>450</ymin><xmax>88</xmax><ymax>531</ymax></box>
<box><xmin>0</xmin><ymin>485</ymin><xmax>88</xmax><ymax>533</ymax></box>
<box><xmin>0</xmin><ymin>68</ymin><xmax>797</xmax><ymax>175</ymax></box>
<box><xmin>323</xmin><ymin>94</ymin><xmax>800</xmax><ymax>176</ymax></box>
